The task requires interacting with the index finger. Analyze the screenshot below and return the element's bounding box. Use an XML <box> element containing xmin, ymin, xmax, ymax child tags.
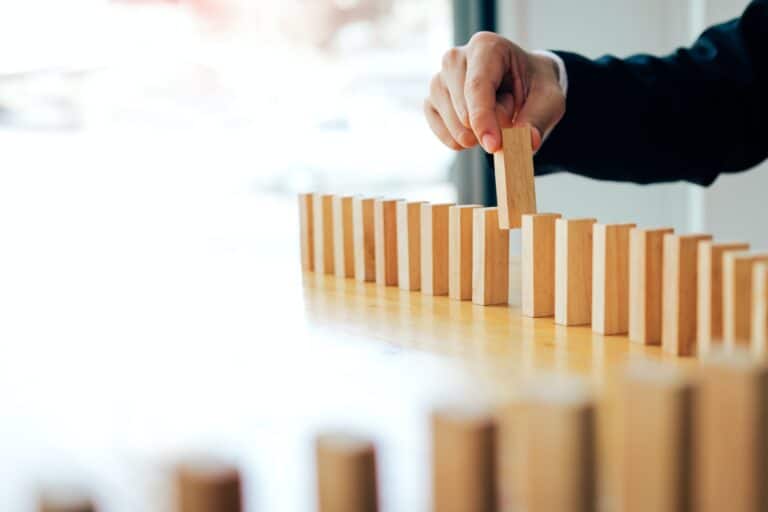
<box><xmin>464</xmin><ymin>49</ymin><xmax>504</xmax><ymax>153</ymax></box>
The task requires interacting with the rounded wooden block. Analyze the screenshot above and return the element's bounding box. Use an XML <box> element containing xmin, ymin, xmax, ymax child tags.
<box><xmin>176</xmin><ymin>459</ymin><xmax>243</xmax><ymax>512</ymax></box>
<box><xmin>316</xmin><ymin>432</ymin><xmax>378</xmax><ymax>512</ymax></box>
<box><xmin>38</xmin><ymin>489</ymin><xmax>95</xmax><ymax>512</ymax></box>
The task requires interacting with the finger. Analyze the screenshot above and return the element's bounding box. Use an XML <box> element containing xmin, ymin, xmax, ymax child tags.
<box><xmin>464</xmin><ymin>46</ymin><xmax>506</xmax><ymax>153</ymax></box>
<box><xmin>513</xmin><ymin>82</ymin><xmax>565</xmax><ymax>152</ymax></box>
<box><xmin>431</xmin><ymin>76</ymin><xmax>478</xmax><ymax>148</ymax></box>
<box><xmin>424</xmin><ymin>100</ymin><xmax>463</xmax><ymax>150</ymax></box>
<box><xmin>441</xmin><ymin>48</ymin><xmax>470</xmax><ymax>127</ymax></box>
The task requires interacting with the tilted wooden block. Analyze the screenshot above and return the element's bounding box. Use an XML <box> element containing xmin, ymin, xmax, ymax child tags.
<box><xmin>493</xmin><ymin>127</ymin><xmax>537</xmax><ymax>229</ymax></box>
<box><xmin>396</xmin><ymin>201</ymin><xmax>424</xmax><ymax>291</ymax></box>
<box><xmin>449</xmin><ymin>205</ymin><xmax>481</xmax><ymax>301</ymax></box>
<box><xmin>592</xmin><ymin>223</ymin><xmax>636</xmax><ymax>335</ymax></box>
<box><xmin>298</xmin><ymin>193</ymin><xmax>315</xmax><ymax>271</ymax></box>
<box><xmin>521</xmin><ymin>213</ymin><xmax>561</xmax><ymax>317</ymax></box>
<box><xmin>316</xmin><ymin>433</ymin><xmax>379</xmax><ymax>512</ymax></box>
<box><xmin>353</xmin><ymin>197</ymin><xmax>376</xmax><ymax>283</ymax></box>
<box><xmin>629</xmin><ymin>228</ymin><xmax>674</xmax><ymax>345</ymax></box>
<box><xmin>38</xmin><ymin>490</ymin><xmax>96</xmax><ymax>512</ymax></box>
<box><xmin>421</xmin><ymin>203</ymin><xmax>454</xmax><ymax>296</ymax></box>
<box><xmin>472</xmin><ymin>207</ymin><xmax>510</xmax><ymax>306</ymax></box>
<box><xmin>555</xmin><ymin>218</ymin><xmax>597</xmax><ymax>326</ymax></box>
<box><xmin>374</xmin><ymin>199</ymin><xmax>399</xmax><ymax>286</ymax></box>
<box><xmin>176</xmin><ymin>460</ymin><xmax>243</xmax><ymax>512</ymax></box>
<box><xmin>313</xmin><ymin>193</ymin><xmax>335</xmax><ymax>275</ymax></box>
<box><xmin>754</xmin><ymin>263</ymin><xmax>768</xmax><ymax>355</ymax></box>
<box><xmin>662</xmin><ymin>233</ymin><xmax>712</xmax><ymax>356</ymax></box>
<box><xmin>723</xmin><ymin>252</ymin><xmax>768</xmax><ymax>347</ymax></box>
<box><xmin>333</xmin><ymin>196</ymin><xmax>355</xmax><ymax>278</ymax></box>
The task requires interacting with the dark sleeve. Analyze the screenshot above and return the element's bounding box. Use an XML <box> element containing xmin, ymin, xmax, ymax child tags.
<box><xmin>534</xmin><ymin>0</ymin><xmax>768</xmax><ymax>186</ymax></box>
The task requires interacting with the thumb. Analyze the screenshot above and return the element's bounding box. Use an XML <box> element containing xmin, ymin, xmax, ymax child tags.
<box><xmin>513</xmin><ymin>85</ymin><xmax>565</xmax><ymax>152</ymax></box>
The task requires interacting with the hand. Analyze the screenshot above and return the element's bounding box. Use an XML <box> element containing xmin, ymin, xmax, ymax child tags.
<box><xmin>424</xmin><ymin>32</ymin><xmax>565</xmax><ymax>153</ymax></box>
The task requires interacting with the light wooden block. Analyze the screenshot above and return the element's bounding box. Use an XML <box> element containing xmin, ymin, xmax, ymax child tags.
<box><xmin>38</xmin><ymin>491</ymin><xmax>96</xmax><ymax>512</ymax></box>
<box><xmin>353</xmin><ymin>197</ymin><xmax>376</xmax><ymax>282</ymax></box>
<box><xmin>313</xmin><ymin>193</ymin><xmax>335</xmax><ymax>275</ymax></box>
<box><xmin>396</xmin><ymin>201</ymin><xmax>424</xmax><ymax>291</ymax></box>
<box><xmin>493</xmin><ymin>127</ymin><xmax>537</xmax><ymax>229</ymax></box>
<box><xmin>432</xmin><ymin>406</ymin><xmax>497</xmax><ymax>512</ymax></box>
<box><xmin>697</xmin><ymin>241</ymin><xmax>750</xmax><ymax>354</ymax></box>
<box><xmin>421</xmin><ymin>203</ymin><xmax>454</xmax><ymax>296</ymax></box>
<box><xmin>555</xmin><ymin>218</ymin><xmax>597</xmax><ymax>326</ymax></box>
<box><xmin>662</xmin><ymin>233</ymin><xmax>712</xmax><ymax>356</ymax></box>
<box><xmin>333</xmin><ymin>196</ymin><xmax>355</xmax><ymax>278</ymax></box>
<box><xmin>176</xmin><ymin>460</ymin><xmax>243</xmax><ymax>512</ymax></box>
<box><xmin>449</xmin><ymin>205</ymin><xmax>481</xmax><ymax>301</ymax></box>
<box><xmin>472</xmin><ymin>207</ymin><xmax>510</xmax><ymax>306</ymax></box>
<box><xmin>723</xmin><ymin>252</ymin><xmax>768</xmax><ymax>347</ymax></box>
<box><xmin>754</xmin><ymin>263</ymin><xmax>768</xmax><ymax>355</ymax></box>
<box><xmin>374</xmin><ymin>199</ymin><xmax>398</xmax><ymax>287</ymax></box>
<box><xmin>592</xmin><ymin>223</ymin><xmax>636</xmax><ymax>335</ymax></box>
<box><xmin>298</xmin><ymin>193</ymin><xmax>314</xmax><ymax>272</ymax></box>
<box><xmin>316</xmin><ymin>433</ymin><xmax>379</xmax><ymax>512</ymax></box>
<box><xmin>521</xmin><ymin>213</ymin><xmax>561</xmax><ymax>317</ymax></box>
<box><xmin>629</xmin><ymin>228</ymin><xmax>674</xmax><ymax>345</ymax></box>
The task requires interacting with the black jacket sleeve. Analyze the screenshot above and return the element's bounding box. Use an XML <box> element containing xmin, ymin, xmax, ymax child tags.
<box><xmin>534</xmin><ymin>0</ymin><xmax>768</xmax><ymax>186</ymax></box>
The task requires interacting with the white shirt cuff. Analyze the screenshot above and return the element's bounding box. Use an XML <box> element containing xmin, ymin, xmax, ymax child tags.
<box><xmin>532</xmin><ymin>50</ymin><xmax>568</xmax><ymax>97</ymax></box>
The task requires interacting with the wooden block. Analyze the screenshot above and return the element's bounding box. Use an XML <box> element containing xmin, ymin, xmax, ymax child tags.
<box><xmin>493</xmin><ymin>127</ymin><xmax>537</xmax><ymax>229</ymax></box>
<box><xmin>353</xmin><ymin>197</ymin><xmax>376</xmax><ymax>282</ymax></box>
<box><xmin>723</xmin><ymin>252</ymin><xmax>768</xmax><ymax>347</ymax></box>
<box><xmin>629</xmin><ymin>228</ymin><xmax>674</xmax><ymax>345</ymax></box>
<box><xmin>449</xmin><ymin>205</ymin><xmax>481</xmax><ymax>301</ymax></box>
<box><xmin>316</xmin><ymin>433</ymin><xmax>379</xmax><ymax>512</ymax></box>
<box><xmin>432</xmin><ymin>405</ymin><xmax>497</xmax><ymax>512</ymax></box>
<box><xmin>521</xmin><ymin>213</ymin><xmax>561</xmax><ymax>317</ymax></box>
<box><xmin>696</xmin><ymin>350</ymin><xmax>768</xmax><ymax>512</ymax></box>
<box><xmin>333</xmin><ymin>196</ymin><xmax>355</xmax><ymax>278</ymax></box>
<box><xmin>472</xmin><ymin>207</ymin><xmax>510</xmax><ymax>306</ymax></box>
<box><xmin>374</xmin><ymin>199</ymin><xmax>398</xmax><ymax>286</ymax></box>
<box><xmin>697</xmin><ymin>241</ymin><xmax>750</xmax><ymax>354</ymax></box>
<box><xmin>421</xmin><ymin>203</ymin><xmax>454</xmax><ymax>296</ymax></box>
<box><xmin>555</xmin><ymin>218</ymin><xmax>597</xmax><ymax>326</ymax></box>
<box><xmin>298</xmin><ymin>193</ymin><xmax>315</xmax><ymax>271</ymax></box>
<box><xmin>313</xmin><ymin>193</ymin><xmax>335</xmax><ymax>275</ymax></box>
<box><xmin>176</xmin><ymin>460</ymin><xmax>243</xmax><ymax>512</ymax></box>
<box><xmin>620</xmin><ymin>362</ymin><xmax>694</xmax><ymax>512</ymax></box>
<box><xmin>662</xmin><ymin>233</ymin><xmax>712</xmax><ymax>356</ymax></box>
<box><xmin>38</xmin><ymin>490</ymin><xmax>95</xmax><ymax>512</ymax></box>
<box><xmin>754</xmin><ymin>263</ymin><xmax>768</xmax><ymax>355</ymax></box>
<box><xmin>397</xmin><ymin>201</ymin><xmax>424</xmax><ymax>291</ymax></box>
<box><xmin>592</xmin><ymin>223</ymin><xmax>636</xmax><ymax>335</ymax></box>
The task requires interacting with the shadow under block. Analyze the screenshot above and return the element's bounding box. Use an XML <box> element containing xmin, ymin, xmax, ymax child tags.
<box><xmin>374</xmin><ymin>199</ymin><xmax>398</xmax><ymax>287</ymax></box>
<box><xmin>315</xmin><ymin>433</ymin><xmax>379</xmax><ymax>512</ymax></box>
<box><xmin>449</xmin><ymin>205</ymin><xmax>481</xmax><ymax>301</ymax></box>
<box><xmin>521</xmin><ymin>213</ymin><xmax>561</xmax><ymax>317</ymax></box>
<box><xmin>628</xmin><ymin>228</ymin><xmax>674</xmax><ymax>345</ymax></box>
<box><xmin>555</xmin><ymin>218</ymin><xmax>597</xmax><ymax>326</ymax></box>
<box><xmin>396</xmin><ymin>201</ymin><xmax>424</xmax><ymax>291</ymax></box>
<box><xmin>333</xmin><ymin>196</ymin><xmax>355</xmax><ymax>278</ymax></box>
<box><xmin>696</xmin><ymin>352</ymin><xmax>768</xmax><ymax>512</ymax></box>
<box><xmin>176</xmin><ymin>461</ymin><xmax>243</xmax><ymax>512</ymax></box>
<box><xmin>353</xmin><ymin>197</ymin><xmax>376</xmax><ymax>282</ymax></box>
<box><xmin>472</xmin><ymin>207</ymin><xmax>510</xmax><ymax>306</ymax></box>
<box><xmin>662</xmin><ymin>233</ymin><xmax>712</xmax><ymax>357</ymax></box>
<box><xmin>421</xmin><ymin>203</ymin><xmax>454</xmax><ymax>296</ymax></box>
<box><xmin>298</xmin><ymin>193</ymin><xmax>314</xmax><ymax>272</ymax></box>
<box><xmin>754</xmin><ymin>263</ymin><xmax>768</xmax><ymax>355</ymax></box>
<box><xmin>493</xmin><ymin>127</ymin><xmax>537</xmax><ymax>229</ymax></box>
<box><xmin>723</xmin><ymin>252</ymin><xmax>768</xmax><ymax>347</ymax></box>
<box><xmin>313</xmin><ymin>194</ymin><xmax>335</xmax><ymax>275</ymax></box>
<box><xmin>432</xmin><ymin>407</ymin><xmax>496</xmax><ymax>512</ymax></box>
<box><xmin>592</xmin><ymin>223</ymin><xmax>636</xmax><ymax>335</ymax></box>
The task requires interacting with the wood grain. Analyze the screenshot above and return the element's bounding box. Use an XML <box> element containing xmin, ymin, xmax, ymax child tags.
<box><xmin>333</xmin><ymin>196</ymin><xmax>355</xmax><ymax>278</ymax></box>
<box><xmin>521</xmin><ymin>213</ymin><xmax>561</xmax><ymax>317</ymax></box>
<box><xmin>298</xmin><ymin>193</ymin><xmax>314</xmax><ymax>272</ymax></box>
<box><xmin>421</xmin><ymin>203</ymin><xmax>454</xmax><ymax>296</ymax></box>
<box><xmin>754</xmin><ymin>263</ymin><xmax>768</xmax><ymax>356</ymax></box>
<box><xmin>313</xmin><ymin>194</ymin><xmax>335</xmax><ymax>275</ymax></box>
<box><xmin>723</xmin><ymin>252</ymin><xmax>768</xmax><ymax>347</ymax></box>
<box><xmin>493</xmin><ymin>127</ymin><xmax>537</xmax><ymax>229</ymax></box>
<box><xmin>175</xmin><ymin>460</ymin><xmax>243</xmax><ymax>512</ymax></box>
<box><xmin>397</xmin><ymin>201</ymin><xmax>424</xmax><ymax>291</ymax></box>
<box><xmin>628</xmin><ymin>228</ymin><xmax>674</xmax><ymax>345</ymax></box>
<box><xmin>316</xmin><ymin>433</ymin><xmax>379</xmax><ymax>512</ymax></box>
<box><xmin>374</xmin><ymin>199</ymin><xmax>399</xmax><ymax>286</ymax></box>
<box><xmin>472</xmin><ymin>207</ymin><xmax>510</xmax><ymax>306</ymax></box>
<box><xmin>353</xmin><ymin>197</ymin><xmax>376</xmax><ymax>282</ymax></box>
<box><xmin>449</xmin><ymin>205</ymin><xmax>481</xmax><ymax>301</ymax></box>
<box><xmin>592</xmin><ymin>223</ymin><xmax>636</xmax><ymax>335</ymax></box>
<box><xmin>555</xmin><ymin>218</ymin><xmax>597</xmax><ymax>326</ymax></box>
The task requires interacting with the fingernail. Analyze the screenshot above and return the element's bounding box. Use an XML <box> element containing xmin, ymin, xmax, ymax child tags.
<box><xmin>481</xmin><ymin>134</ymin><xmax>498</xmax><ymax>153</ymax></box>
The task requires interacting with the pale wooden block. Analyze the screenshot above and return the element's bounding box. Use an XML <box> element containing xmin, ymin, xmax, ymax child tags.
<box><xmin>629</xmin><ymin>228</ymin><xmax>674</xmax><ymax>345</ymax></box>
<box><xmin>472</xmin><ymin>207</ymin><xmax>510</xmax><ymax>306</ymax></box>
<box><xmin>176</xmin><ymin>460</ymin><xmax>243</xmax><ymax>512</ymax></box>
<box><xmin>662</xmin><ymin>233</ymin><xmax>712</xmax><ymax>356</ymax></box>
<box><xmin>374</xmin><ymin>199</ymin><xmax>398</xmax><ymax>286</ymax></box>
<box><xmin>298</xmin><ymin>193</ymin><xmax>314</xmax><ymax>272</ymax></box>
<box><xmin>421</xmin><ymin>203</ymin><xmax>454</xmax><ymax>296</ymax></box>
<box><xmin>38</xmin><ymin>490</ymin><xmax>95</xmax><ymax>512</ymax></box>
<box><xmin>697</xmin><ymin>241</ymin><xmax>750</xmax><ymax>354</ymax></box>
<box><xmin>432</xmin><ymin>405</ymin><xmax>497</xmax><ymax>512</ymax></box>
<box><xmin>723</xmin><ymin>252</ymin><xmax>768</xmax><ymax>347</ymax></box>
<box><xmin>521</xmin><ymin>213</ymin><xmax>561</xmax><ymax>317</ymax></box>
<box><xmin>313</xmin><ymin>193</ymin><xmax>335</xmax><ymax>275</ymax></box>
<box><xmin>316</xmin><ymin>433</ymin><xmax>379</xmax><ymax>512</ymax></box>
<box><xmin>754</xmin><ymin>263</ymin><xmax>768</xmax><ymax>356</ymax></box>
<box><xmin>396</xmin><ymin>201</ymin><xmax>424</xmax><ymax>291</ymax></box>
<box><xmin>592</xmin><ymin>223</ymin><xmax>636</xmax><ymax>335</ymax></box>
<box><xmin>449</xmin><ymin>205</ymin><xmax>481</xmax><ymax>301</ymax></box>
<box><xmin>493</xmin><ymin>127</ymin><xmax>537</xmax><ymax>229</ymax></box>
<box><xmin>353</xmin><ymin>197</ymin><xmax>376</xmax><ymax>282</ymax></box>
<box><xmin>555</xmin><ymin>218</ymin><xmax>597</xmax><ymax>326</ymax></box>
<box><xmin>333</xmin><ymin>196</ymin><xmax>355</xmax><ymax>278</ymax></box>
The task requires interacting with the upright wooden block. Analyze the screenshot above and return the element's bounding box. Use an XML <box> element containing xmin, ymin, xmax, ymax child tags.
<box><xmin>38</xmin><ymin>491</ymin><xmax>95</xmax><ymax>512</ymax></box>
<box><xmin>629</xmin><ymin>228</ymin><xmax>674</xmax><ymax>345</ymax></box>
<box><xmin>176</xmin><ymin>460</ymin><xmax>243</xmax><ymax>512</ymax></box>
<box><xmin>432</xmin><ymin>406</ymin><xmax>497</xmax><ymax>512</ymax></box>
<box><xmin>555</xmin><ymin>218</ymin><xmax>597</xmax><ymax>326</ymax></box>
<box><xmin>493</xmin><ymin>127</ymin><xmax>537</xmax><ymax>229</ymax></box>
<box><xmin>449</xmin><ymin>205</ymin><xmax>481</xmax><ymax>301</ymax></box>
<box><xmin>353</xmin><ymin>197</ymin><xmax>376</xmax><ymax>282</ymax></box>
<box><xmin>472</xmin><ymin>207</ymin><xmax>510</xmax><ymax>306</ymax></box>
<box><xmin>592</xmin><ymin>223</ymin><xmax>636</xmax><ymax>335</ymax></box>
<box><xmin>696</xmin><ymin>350</ymin><xmax>768</xmax><ymax>512</ymax></box>
<box><xmin>723</xmin><ymin>252</ymin><xmax>768</xmax><ymax>347</ymax></box>
<box><xmin>754</xmin><ymin>263</ymin><xmax>768</xmax><ymax>355</ymax></box>
<box><xmin>313</xmin><ymin>193</ymin><xmax>335</xmax><ymax>275</ymax></box>
<box><xmin>396</xmin><ymin>201</ymin><xmax>424</xmax><ymax>291</ymax></box>
<box><xmin>662</xmin><ymin>233</ymin><xmax>712</xmax><ymax>356</ymax></box>
<box><xmin>298</xmin><ymin>193</ymin><xmax>315</xmax><ymax>271</ymax></box>
<box><xmin>421</xmin><ymin>203</ymin><xmax>454</xmax><ymax>296</ymax></box>
<box><xmin>521</xmin><ymin>213</ymin><xmax>561</xmax><ymax>317</ymax></box>
<box><xmin>374</xmin><ymin>199</ymin><xmax>398</xmax><ymax>286</ymax></box>
<box><xmin>333</xmin><ymin>196</ymin><xmax>355</xmax><ymax>278</ymax></box>
<box><xmin>316</xmin><ymin>433</ymin><xmax>379</xmax><ymax>512</ymax></box>
<box><xmin>697</xmin><ymin>241</ymin><xmax>750</xmax><ymax>354</ymax></box>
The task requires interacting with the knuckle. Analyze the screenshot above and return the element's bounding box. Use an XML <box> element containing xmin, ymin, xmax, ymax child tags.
<box><xmin>469</xmin><ymin>31</ymin><xmax>498</xmax><ymax>47</ymax></box>
<box><xmin>441</xmin><ymin>47</ymin><xmax>463</xmax><ymax>68</ymax></box>
<box><xmin>465</xmin><ymin>75</ymin><xmax>486</xmax><ymax>94</ymax></box>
